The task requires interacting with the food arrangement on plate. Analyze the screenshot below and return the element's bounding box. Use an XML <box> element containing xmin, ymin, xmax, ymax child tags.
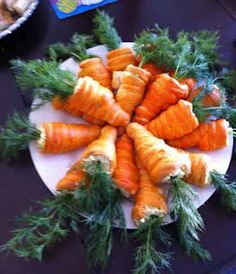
<box><xmin>1</xmin><ymin>10</ymin><xmax>236</xmax><ymax>274</ymax></box>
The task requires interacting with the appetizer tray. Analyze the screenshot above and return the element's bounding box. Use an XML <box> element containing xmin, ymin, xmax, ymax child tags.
<box><xmin>29</xmin><ymin>43</ymin><xmax>234</xmax><ymax>229</ymax></box>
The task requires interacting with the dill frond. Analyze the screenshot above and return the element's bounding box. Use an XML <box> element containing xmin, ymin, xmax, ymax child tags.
<box><xmin>47</xmin><ymin>33</ymin><xmax>95</xmax><ymax>62</ymax></box>
<box><xmin>0</xmin><ymin>192</ymin><xmax>81</xmax><ymax>260</ymax></box>
<box><xmin>169</xmin><ymin>177</ymin><xmax>211</xmax><ymax>261</ymax></box>
<box><xmin>0</xmin><ymin>112</ymin><xmax>40</xmax><ymax>160</ymax></box>
<box><xmin>211</xmin><ymin>171</ymin><xmax>236</xmax><ymax>211</ymax></box>
<box><xmin>11</xmin><ymin>59</ymin><xmax>76</xmax><ymax>102</ymax></box>
<box><xmin>132</xmin><ymin>216</ymin><xmax>172</xmax><ymax>274</ymax></box>
<box><xmin>75</xmin><ymin>160</ymin><xmax>126</xmax><ymax>268</ymax></box>
<box><xmin>93</xmin><ymin>10</ymin><xmax>122</xmax><ymax>50</ymax></box>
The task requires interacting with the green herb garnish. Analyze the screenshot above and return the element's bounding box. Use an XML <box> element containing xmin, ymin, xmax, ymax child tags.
<box><xmin>0</xmin><ymin>112</ymin><xmax>40</xmax><ymax>160</ymax></box>
<box><xmin>93</xmin><ymin>10</ymin><xmax>122</xmax><ymax>50</ymax></box>
<box><xmin>132</xmin><ymin>215</ymin><xmax>172</xmax><ymax>274</ymax></box>
<box><xmin>75</xmin><ymin>160</ymin><xmax>126</xmax><ymax>268</ymax></box>
<box><xmin>11</xmin><ymin>59</ymin><xmax>76</xmax><ymax>102</ymax></box>
<box><xmin>134</xmin><ymin>26</ymin><xmax>221</xmax><ymax>80</ymax></box>
<box><xmin>211</xmin><ymin>171</ymin><xmax>236</xmax><ymax>211</ymax></box>
<box><xmin>47</xmin><ymin>33</ymin><xmax>95</xmax><ymax>62</ymax></box>
<box><xmin>0</xmin><ymin>192</ymin><xmax>81</xmax><ymax>260</ymax></box>
<box><xmin>170</xmin><ymin>177</ymin><xmax>211</xmax><ymax>261</ymax></box>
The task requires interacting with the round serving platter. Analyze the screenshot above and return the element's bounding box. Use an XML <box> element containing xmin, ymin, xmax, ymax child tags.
<box><xmin>29</xmin><ymin>43</ymin><xmax>234</xmax><ymax>229</ymax></box>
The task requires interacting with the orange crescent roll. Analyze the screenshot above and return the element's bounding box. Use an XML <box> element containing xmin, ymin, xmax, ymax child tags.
<box><xmin>56</xmin><ymin>160</ymin><xmax>85</xmax><ymax>191</ymax></box>
<box><xmin>116</xmin><ymin>65</ymin><xmax>151</xmax><ymax>115</ymax></box>
<box><xmin>79</xmin><ymin>57</ymin><xmax>111</xmax><ymax>89</ymax></box>
<box><xmin>132</xmin><ymin>158</ymin><xmax>168</xmax><ymax>225</ymax></box>
<box><xmin>63</xmin><ymin>77</ymin><xmax>130</xmax><ymax>127</ymax></box>
<box><xmin>56</xmin><ymin>125</ymin><xmax>117</xmax><ymax>190</ymax></box>
<box><xmin>127</xmin><ymin>123</ymin><xmax>191</xmax><ymax>184</ymax></box>
<box><xmin>184</xmin><ymin>151</ymin><xmax>213</xmax><ymax>188</ymax></box>
<box><xmin>51</xmin><ymin>95</ymin><xmax>106</xmax><ymax>126</ymax></box>
<box><xmin>113</xmin><ymin>134</ymin><xmax>139</xmax><ymax>197</ymax></box>
<box><xmin>107</xmin><ymin>47</ymin><xmax>137</xmax><ymax>72</ymax></box>
<box><xmin>187</xmin><ymin>84</ymin><xmax>223</xmax><ymax>107</ymax></box>
<box><xmin>146</xmin><ymin>100</ymin><xmax>199</xmax><ymax>140</ymax></box>
<box><xmin>81</xmin><ymin>125</ymin><xmax>117</xmax><ymax>174</ymax></box>
<box><xmin>134</xmin><ymin>74</ymin><xmax>189</xmax><ymax>125</ymax></box>
<box><xmin>37</xmin><ymin>122</ymin><xmax>101</xmax><ymax>154</ymax></box>
<box><xmin>167</xmin><ymin>119</ymin><xmax>229</xmax><ymax>151</ymax></box>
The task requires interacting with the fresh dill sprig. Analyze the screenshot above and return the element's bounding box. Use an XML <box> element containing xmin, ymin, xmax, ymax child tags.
<box><xmin>47</xmin><ymin>33</ymin><xmax>95</xmax><ymax>62</ymax></box>
<box><xmin>75</xmin><ymin>160</ymin><xmax>126</xmax><ymax>268</ymax></box>
<box><xmin>0</xmin><ymin>192</ymin><xmax>81</xmax><ymax>260</ymax></box>
<box><xmin>219</xmin><ymin>69</ymin><xmax>236</xmax><ymax>94</ymax></box>
<box><xmin>190</xmin><ymin>77</ymin><xmax>236</xmax><ymax>125</ymax></box>
<box><xmin>210</xmin><ymin>171</ymin><xmax>236</xmax><ymax>211</ymax></box>
<box><xmin>134</xmin><ymin>26</ymin><xmax>221</xmax><ymax>80</ymax></box>
<box><xmin>0</xmin><ymin>112</ymin><xmax>40</xmax><ymax>160</ymax></box>
<box><xmin>191</xmin><ymin>30</ymin><xmax>221</xmax><ymax>69</ymax></box>
<box><xmin>11</xmin><ymin>59</ymin><xmax>76</xmax><ymax>102</ymax></box>
<box><xmin>134</xmin><ymin>25</ymin><xmax>175</xmax><ymax>69</ymax></box>
<box><xmin>93</xmin><ymin>10</ymin><xmax>122</xmax><ymax>50</ymax></box>
<box><xmin>169</xmin><ymin>177</ymin><xmax>211</xmax><ymax>261</ymax></box>
<box><xmin>132</xmin><ymin>215</ymin><xmax>172</xmax><ymax>274</ymax></box>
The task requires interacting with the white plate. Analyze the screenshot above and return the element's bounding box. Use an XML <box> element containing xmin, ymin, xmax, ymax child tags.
<box><xmin>29</xmin><ymin>43</ymin><xmax>234</xmax><ymax>229</ymax></box>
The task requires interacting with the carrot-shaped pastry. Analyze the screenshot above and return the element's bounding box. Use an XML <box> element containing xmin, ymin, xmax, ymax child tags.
<box><xmin>75</xmin><ymin>126</ymin><xmax>126</xmax><ymax>268</ymax></box>
<box><xmin>11</xmin><ymin>60</ymin><xmax>130</xmax><ymax>127</ymax></box>
<box><xmin>146</xmin><ymin>100</ymin><xmax>199</xmax><ymax>140</ymax></box>
<box><xmin>115</xmin><ymin>65</ymin><xmax>151</xmax><ymax>115</ymax></box>
<box><xmin>81</xmin><ymin>113</ymin><xmax>107</xmax><ymax>126</ymax></box>
<box><xmin>132</xmin><ymin>159</ymin><xmax>168</xmax><ymax>224</ymax></box>
<box><xmin>184</xmin><ymin>152</ymin><xmax>213</xmax><ymax>188</ymax></box>
<box><xmin>113</xmin><ymin>134</ymin><xmax>139</xmax><ymax>197</ymax></box>
<box><xmin>51</xmin><ymin>95</ymin><xmax>106</xmax><ymax>126</ymax></box>
<box><xmin>0</xmin><ymin>112</ymin><xmax>101</xmax><ymax>159</ymax></box>
<box><xmin>93</xmin><ymin>10</ymin><xmax>136</xmax><ymax>72</ymax></box>
<box><xmin>57</xmin><ymin>126</ymin><xmax>117</xmax><ymax>191</ymax></box>
<box><xmin>56</xmin><ymin>160</ymin><xmax>85</xmax><ymax>191</ymax></box>
<box><xmin>180</xmin><ymin>78</ymin><xmax>196</xmax><ymax>91</ymax></box>
<box><xmin>64</xmin><ymin>77</ymin><xmax>130</xmax><ymax>127</ymax></box>
<box><xmin>134</xmin><ymin>74</ymin><xmax>189</xmax><ymax>125</ymax></box>
<box><xmin>167</xmin><ymin>119</ymin><xmax>229</xmax><ymax>151</ymax></box>
<box><xmin>106</xmin><ymin>48</ymin><xmax>137</xmax><ymax>72</ymax></box>
<box><xmin>141</xmin><ymin>63</ymin><xmax>163</xmax><ymax>82</ymax></box>
<box><xmin>126</xmin><ymin>123</ymin><xmax>191</xmax><ymax>184</ymax></box>
<box><xmin>78</xmin><ymin>57</ymin><xmax>111</xmax><ymax>88</ymax></box>
<box><xmin>183</xmin><ymin>151</ymin><xmax>236</xmax><ymax>212</ymax></box>
<box><xmin>81</xmin><ymin>125</ymin><xmax>117</xmax><ymax>174</ymax></box>
<box><xmin>188</xmin><ymin>83</ymin><xmax>223</xmax><ymax>107</ymax></box>
<box><xmin>132</xmin><ymin>159</ymin><xmax>171</xmax><ymax>274</ymax></box>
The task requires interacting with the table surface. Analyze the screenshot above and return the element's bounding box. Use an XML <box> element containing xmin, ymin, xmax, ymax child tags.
<box><xmin>1</xmin><ymin>1</ymin><xmax>236</xmax><ymax>274</ymax></box>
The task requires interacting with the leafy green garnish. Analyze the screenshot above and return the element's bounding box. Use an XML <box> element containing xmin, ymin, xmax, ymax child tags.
<box><xmin>93</xmin><ymin>10</ymin><xmax>122</xmax><ymax>50</ymax></box>
<box><xmin>75</xmin><ymin>160</ymin><xmax>126</xmax><ymax>268</ymax></box>
<box><xmin>211</xmin><ymin>171</ymin><xmax>236</xmax><ymax>211</ymax></box>
<box><xmin>0</xmin><ymin>192</ymin><xmax>81</xmax><ymax>260</ymax></box>
<box><xmin>134</xmin><ymin>26</ymin><xmax>175</xmax><ymax>69</ymax></box>
<box><xmin>11</xmin><ymin>59</ymin><xmax>76</xmax><ymax>102</ymax></box>
<box><xmin>134</xmin><ymin>26</ymin><xmax>221</xmax><ymax>80</ymax></box>
<box><xmin>47</xmin><ymin>33</ymin><xmax>95</xmax><ymax>62</ymax></box>
<box><xmin>132</xmin><ymin>216</ymin><xmax>172</xmax><ymax>274</ymax></box>
<box><xmin>191</xmin><ymin>30</ymin><xmax>221</xmax><ymax>69</ymax></box>
<box><xmin>0</xmin><ymin>112</ymin><xmax>40</xmax><ymax>160</ymax></box>
<box><xmin>169</xmin><ymin>177</ymin><xmax>211</xmax><ymax>261</ymax></box>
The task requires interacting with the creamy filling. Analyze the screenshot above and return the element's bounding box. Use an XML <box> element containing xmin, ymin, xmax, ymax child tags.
<box><xmin>36</xmin><ymin>126</ymin><xmax>46</xmax><ymax>151</ymax></box>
